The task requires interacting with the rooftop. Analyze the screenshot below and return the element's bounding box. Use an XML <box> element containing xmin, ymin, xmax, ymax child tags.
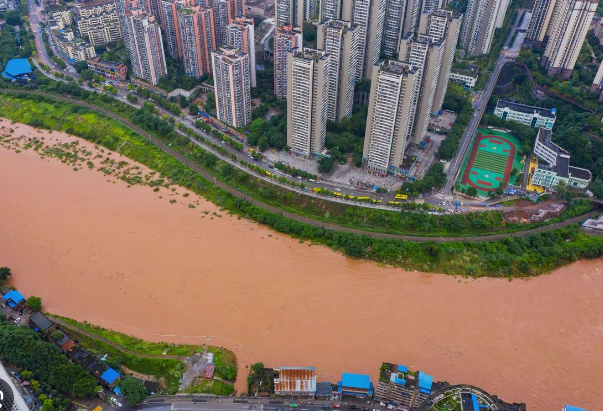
<box><xmin>569</xmin><ymin>166</ymin><xmax>592</xmax><ymax>181</ymax></box>
<box><xmin>29</xmin><ymin>312</ymin><xmax>55</xmax><ymax>331</ymax></box>
<box><xmin>315</xmin><ymin>382</ymin><xmax>333</xmax><ymax>396</ymax></box>
<box><xmin>582</xmin><ymin>214</ymin><xmax>603</xmax><ymax>230</ymax></box>
<box><xmin>497</xmin><ymin>100</ymin><xmax>556</xmax><ymax>119</ymax></box>
<box><xmin>537</xmin><ymin>128</ymin><xmax>568</xmax><ymax>156</ymax></box>
<box><xmin>274</xmin><ymin>367</ymin><xmax>317</xmax><ymax>393</ymax></box>
<box><xmin>101</xmin><ymin>368</ymin><xmax>120</xmax><ymax>384</ymax></box>
<box><xmin>3</xmin><ymin>290</ymin><xmax>25</xmax><ymax>307</ymax></box>
<box><xmin>564</xmin><ymin>406</ymin><xmax>586</xmax><ymax>411</ymax></box>
<box><xmin>341</xmin><ymin>373</ymin><xmax>371</xmax><ymax>390</ymax></box>
<box><xmin>2</xmin><ymin>59</ymin><xmax>32</xmax><ymax>79</ymax></box>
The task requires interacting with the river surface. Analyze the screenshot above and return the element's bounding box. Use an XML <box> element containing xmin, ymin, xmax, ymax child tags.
<box><xmin>1</xmin><ymin>120</ymin><xmax>602</xmax><ymax>410</ymax></box>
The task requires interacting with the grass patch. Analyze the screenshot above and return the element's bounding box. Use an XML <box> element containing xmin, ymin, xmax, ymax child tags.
<box><xmin>186</xmin><ymin>379</ymin><xmax>235</xmax><ymax>396</ymax></box>
<box><xmin>64</xmin><ymin>328</ymin><xmax>184</xmax><ymax>394</ymax></box>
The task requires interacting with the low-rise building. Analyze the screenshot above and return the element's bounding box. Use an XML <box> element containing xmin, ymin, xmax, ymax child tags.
<box><xmin>55</xmin><ymin>333</ymin><xmax>75</xmax><ymax>352</ymax></box>
<box><xmin>29</xmin><ymin>312</ymin><xmax>57</xmax><ymax>334</ymax></box>
<box><xmin>531</xmin><ymin>128</ymin><xmax>592</xmax><ymax>190</ymax></box>
<box><xmin>76</xmin><ymin>11</ymin><xmax>122</xmax><ymax>45</ymax></box>
<box><xmin>337</xmin><ymin>373</ymin><xmax>373</xmax><ymax>397</ymax></box>
<box><xmin>581</xmin><ymin>214</ymin><xmax>603</xmax><ymax>237</ymax></box>
<box><xmin>562</xmin><ymin>406</ymin><xmax>587</xmax><ymax>411</ymax></box>
<box><xmin>87</xmin><ymin>57</ymin><xmax>127</xmax><ymax>80</ymax></box>
<box><xmin>375</xmin><ymin>363</ymin><xmax>435</xmax><ymax>409</ymax></box>
<box><xmin>274</xmin><ymin>367</ymin><xmax>317</xmax><ymax>398</ymax></box>
<box><xmin>51</xmin><ymin>10</ymin><xmax>73</xmax><ymax>27</ymax></box>
<box><xmin>0</xmin><ymin>0</ymin><xmax>7</xmax><ymax>13</ymax></box>
<box><xmin>52</xmin><ymin>30</ymin><xmax>97</xmax><ymax>62</ymax></box>
<box><xmin>100</xmin><ymin>368</ymin><xmax>121</xmax><ymax>388</ymax></box>
<box><xmin>2</xmin><ymin>290</ymin><xmax>25</xmax><ymax>309</ymax></box>
<box><xmin>2</xmin><ymin>59</ymin><xmax>33</xmax><ymax>81</ymax></box>
<box><xmin>315</xmin><ymin>382</ymin><xmax>334</xmax><ymax>399</ymax></box>
<box><xmin>449</xmin><ymin>69</ymin><xmax>479</xmax><ymax>89</ymax></box>
<box><xmin>494</xmin><ymin>100</ymin><xmax>556</xmax><ymax>129</ymax></box>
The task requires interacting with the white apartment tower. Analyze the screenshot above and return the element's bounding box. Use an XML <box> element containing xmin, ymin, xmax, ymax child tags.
<box><xmin>287</xmin><ymin>48</ymin><xmax>332</xmax><ymax>157</ymax></box>
<box><xmin>177</xmin><ymin>6</ymin><xmax>216</xmax><ymax>77</ymax></box>
<box><xmin>542</xmin><ymin>0</ymin><xmax>598</xmax><ymax>79</ymax></box>
<box><xmin>276</xmin><ymin>0</ymin><xmax>316</xmax><ymax>27</ymax></box>
<box><xmin>352</xmin><ymin>0</ymin><xmax>386</xmax><ymax>79</ymax></box>
<box><xmin>526</xmin><ymin>0</ymin><xmax>558</xmax><ymax>44</ymax></box>
<box><xmin>363</xmin><ymin>60</ymin><xmax>420</xmax><ymax>174</ymax></box>
<box><xmin>460</xmin><ymin>0</ymin><xmax>506</xmax><ymax>55</ymax></box>
<box><xmin>399</xmin><ymin>34</ymin><xmax>445</xmax><ymax>143</ymax></box>
<box><xmin>226</xmin><ymin>17</ymin><xmax>256</xmax><ymax>87</ymax></box>
<box><xmin>419</xmin><ymin>10</ymin><xmax>463</xmax><ymax>109</ymax></box>
<box><xmin>127</xmin><ymin>10</ymin><xmax>168</xmax><ymax>85</ymax></box>
<box><xmin>212</xmin><ymin>47</ymin><xmax>252</xmax><ymax>127</ymax></box>
<box><xmin>320</xmin><ymin>0</ymin><xmax>340</xmax><ymax>20</ymax></box>
<box><xmin>317</xmin><ymin>19</ymin><xmax>361</xmax><ymax>121</ymax></box>
<box><xmin>274</xmin><ymin>24</ymin><xmax>303</xmax><ymax>98</ymax></box>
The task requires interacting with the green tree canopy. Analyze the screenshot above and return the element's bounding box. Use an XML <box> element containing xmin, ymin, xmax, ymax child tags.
<box><xmin>26</xmin><ymin>296</ymin><xmax>42</xmax><ymax>311</ymax></box>
<box><xmin>119</xmin><ymin>378</ymin><xmax>147</xmax><ymax>406</ymax></box>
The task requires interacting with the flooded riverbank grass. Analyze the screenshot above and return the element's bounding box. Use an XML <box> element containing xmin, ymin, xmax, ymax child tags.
<box><xmin>1</xmin><ymin>94</ymin><xmax>603</xmax><ymax>277</ymax></box>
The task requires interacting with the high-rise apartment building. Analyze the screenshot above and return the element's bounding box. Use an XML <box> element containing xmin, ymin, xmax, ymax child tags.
<box><xmin>207</xmin><ymin>0</ymin><xmax>231</xmax><ymax>46</ymax></box>
<box><xmin>422</xmin><ymin>0</ymin><xmax>441</xmax><ymax>13</ymax></box>
<box><xmin>402</xmin><ymin>0</ymin><xmax>422</xmax><ymax>35</ymax></box>
<box><xmin>494</xmin><ymin>0</ymin><xmax>510</xmax><ymax>27</ymax></box>
<box><xmin>362</xmin><ymin>60</ymin><xmax>420</xmax><ymax>174</ymax></box>
<box><xmin>226</xmin><ymin>16</ymin><xmax>256</xmax><ymax>87</ymax></box>
<box><xmin>460</xmin><ymin>0</ymin><xmax>506</xmax><ymax>55</ymax></box>
<box><xmin>419</xmin><ymin>10</ymin><xmax>462</xmax><ymax>110</ymax></box>
<box><xmin>287</xmin><ymin>48</ymin><xmax>332</xmax><ymax>157</ymax></box>
<box><xmin>115</xmin><ymin>0</ymin><xmax>134</xmax><ymax>51</ymax></box>
<box><xmin>542</xmin><ymin>0</ymin><xmax>598</xmax><ymax>79</ymax></box>
<box><xmin>352</xmin><ymin>0</ymin><xmax>386</xmax><ymax>79</ymax></box>
<box><xmin>159</xmin><ymin>0</ymin><xmax>190</xmax><ymax>58</ymax></box>
<box><xmin>177</xmin><ymin>6</ymin><xmax>216</xmax><ymax>77</ymax></box>
<box><xmin>212</xmin><ymin>47</ymin><xmax>252</xmax><ymax>127</ymax></box>
<box><xmin>382</xmin><ymin>0</ymin><xmax>406</xmax><ymax>57</ymax></box>
<box><xmin>75</xmin><ymin>2</ymin><xmax>122</xmax><ymax>45</ymax></box>
<box><xmin>276</xmin><ymin>0</ymin><xmax>316</xmax><ymax>27</ymax></box>
<box><xmin>320</xmin><ymin>0</ymin><xmax>340</xmax><ymax>20</ymax></box>
<box><xmin>398</xmin><ymin>34</ymin><xmax>444</xmax><ymax>143</ymax></box>
<box><xmin>526</xmin><ymin>0</ymin><xmax>558</xmax><ymax>45</ymax></box>
<box><xmin>317</xmin><ymin>19</ymin><xmax>360</xmax><ymax>120</ymax></box>
<box><xmin>274</xmin><ymin>24</ymin><xmax>303</xmax><ymax>98</ymax></box>
<box><xmin>228</xmin><ymin>0</ymin><xmax>245</xmax><ymax>18</ymax></box>
<box><xmin>127</xmin><ymin>10</ymin><xmax>167</xmax><ymax>85</ymax></box>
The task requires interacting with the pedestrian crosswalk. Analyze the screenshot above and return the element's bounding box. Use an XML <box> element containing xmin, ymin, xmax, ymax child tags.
<box><xmin>433</xmin><ymin>193</ymin><xmax>454</xmax><ymax>202</ymax></box>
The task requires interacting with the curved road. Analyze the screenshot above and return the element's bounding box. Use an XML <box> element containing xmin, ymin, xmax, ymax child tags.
<box><xmin>0</xmin><ymin>89</ymin><xmax>598</xmax><ymax>243</ymax></box>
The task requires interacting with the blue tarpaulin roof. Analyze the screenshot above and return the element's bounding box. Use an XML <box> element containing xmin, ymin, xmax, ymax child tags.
<box><xmin>101</xmin><ymin>368</ymin><xmax>120</xmax><ymax>384</ymax></box>
<box><xmin>3</xmin><ymin>290</ymin><xmax>25</xmax><ymax>304</ymax></box>
<box><xmin>394</xmin><ymin>377</ymin><xmax>406</xmax><ymax>386</ymax></box>
<box><xmin>564</xmin><ymin>406</ymin><xmax>586</xmax><ymax>411</ymax></box>
<box><xmin>113</xmin><ymin>386</ymin><xmax>122</xmax><ymax>396</ymax></box>
<box><xmin>397</xmin><ymin>365</ymin><xmax>408</xmax><ymax>373</ymax></box>
<box><xmin>2</xmin><ymin>59</ymin><xmax>32</xmax><ymax>79</ymax></box>
<box><xmin>341</xmin><ymin>373</ymin><xmax>371</xmax><ymax>389</ymax></box>
<box><xmin>418</xmin><ymin>371</ymin><xmax>433</xmax><ymax>394</ymax></box>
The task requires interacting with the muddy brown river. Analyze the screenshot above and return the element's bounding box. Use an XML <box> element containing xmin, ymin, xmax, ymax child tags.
<box><xmin>1</xmin><ymin>121</ymin><xmax>602</xmax><ymax>410</ymax></box>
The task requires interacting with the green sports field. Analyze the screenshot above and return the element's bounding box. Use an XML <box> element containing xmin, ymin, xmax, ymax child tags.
<box><xmin>457</xmin><ymin>128</ymin><xmax>523</xmax><ymax>197</ymax></box>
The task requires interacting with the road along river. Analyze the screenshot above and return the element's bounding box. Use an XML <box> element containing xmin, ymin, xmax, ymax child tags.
<box><xmin>1</xmin><ymin>120</ymin><xmax>602</xmax><ymax>410</ymax></box>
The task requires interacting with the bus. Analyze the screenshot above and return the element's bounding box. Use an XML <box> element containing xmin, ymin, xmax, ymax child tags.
<box><xmin>372</xmin><ymin>199</ymin><xmax>382</xmax><ymax>204</ymax></box>
<box><xmin>332</xmin><ymin>192</ymin><xmax>342</xmax><ymax>197</ymax></box>
<box><xmin>387</xmin><ymin>201</ymin><xmax>401</xmax><ymax>206</ymax></box>
<box><xmin>313</xmin><ymin>187</ymin><xmax>321</xmax><ymax>193</ymax></box>
<box><xmin>395</xmin><ymin>194</ymin><xmax>408</xmax><ymax>201</ymax></box>
<box><xmin>357</xmin><ymin>196</ymin><xmax>370</xmax><ymax>201</ymax></box>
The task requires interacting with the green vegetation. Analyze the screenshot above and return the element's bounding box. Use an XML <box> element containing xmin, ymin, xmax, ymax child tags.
<box><xmin>119</xmin><ymin>378</ymin><xmax>147</xmax><ymax>405</ymax></box>
<box><xmin>438</xmin><ymin>84</ymin><xmax>474</xmax><ymax>160</ymax></box>
<box><xmin>25</xmin><ymin>295</ymin><xmax>42</xmax><ymax>311</ymax></box>
<box><xmin>0</xmin><ymin>266</ymin><xmax>11</xmax><ymax>281</ymax></box>
<box><xmin>0</xmin><ymin>25</ymin><xmax>34</xmax><ymax>70</ymax></box>
<box><xmin>65</xmin><ymin>327</ymin><xmax>184</xmax><ymax>393</ymax></box>
<box><xmin>1</xmin><ymin>90</ymin><xmax>602</xmax><ymax>276</ymax></box>
<box><xmin>0</xmin><ymin>319</ymin><xmax>98</xmax><ymax>397</ymax></box>
<box><xmin>187</xmin><ymin>379</ymin><xmax>235</xmax><ymax>396</ymax></box>
<box><xmin>399</xmin><ymin>162</ymin><xmax>447</xmax><ymax>195</ymax></box>
<box><xmin>52</xmin><ymin>316</ymin><xmax>237</xmax><ymax>381</ymax></box>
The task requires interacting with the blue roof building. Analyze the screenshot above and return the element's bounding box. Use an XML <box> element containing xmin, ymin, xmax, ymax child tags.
<box><xmin>3</xmin><ymin>290</ymin><xmax>25</xmax><ymax>308</ymax></box>
<box><xmin>338</xmin><ymin>373</ymin><xmax>373</xmax><ymax>396</ymax></box>
<box><xmin>101</xmin><ymin>368</ymin><xmax>120</xmax><ymax>388</ymax></box>
<box><xmin>563</xmin><ymin>406</ymin><xmax>586</xmax><ymax>411</ymax></box>
<box><xmin>2</xmin><ymin>59</ymin><xmax>32</xmax><ymax>80</ymax></box>
<box><xmin>375</xmin><ymin>363</ymin><xmax>438</xmax><ymax>409</ymax></box>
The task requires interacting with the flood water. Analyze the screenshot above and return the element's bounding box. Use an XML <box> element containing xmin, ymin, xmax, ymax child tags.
<box><xmin>1</xmin><ymin>120</ymin><xmax>602</xmax><ymax>410</ymax></box>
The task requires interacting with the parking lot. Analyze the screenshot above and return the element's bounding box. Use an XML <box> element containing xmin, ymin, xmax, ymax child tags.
<box><xmin>407</xmin><ymin>132</ymin><xmax>447</xmax><ymax>180</ymax></box>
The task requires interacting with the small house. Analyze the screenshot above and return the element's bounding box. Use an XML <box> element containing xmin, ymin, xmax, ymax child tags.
<box><xmin>101</xmin><ymin>368</ymin><xmax>121</xmax><ymax>389</ymax></box>
<box><xmin>338</xmin><ymin>373</ymin><xmax>373</xmax><ymax>397</ymax></box>
<box><xmin>3</xmin><ymin>290</ymin><xmax>25</xmax><ymax>309</ymax></box>
<box><xmin>56</xmin><ymin>334</ymin><xmax>75</xmax><ymax>353</ymax></box>
<box><xmin>315</xmin><ymin>382</ymin><xmax>334</xmax><ymax>400</ymax></box>
<box><xmin>29</xmin><ymin>312</ymin><xmax>57</xmax><ymax>334</ymax></box>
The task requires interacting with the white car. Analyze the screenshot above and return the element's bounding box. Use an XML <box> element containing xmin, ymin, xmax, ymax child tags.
<box><xmin>14</xmin><ymin>317</ymin><xmax>21</xmax><ymax>323</ymax></box>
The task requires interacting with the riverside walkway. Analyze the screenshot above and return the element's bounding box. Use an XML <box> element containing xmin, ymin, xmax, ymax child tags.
<box><xmin>0</xmin><ymin>89</ymin><xmax>598</xmax><ymax>243</ymax></box>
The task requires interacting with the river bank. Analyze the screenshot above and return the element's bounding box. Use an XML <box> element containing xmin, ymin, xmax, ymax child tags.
<box><xmin>1</xmin><ymin>120</ymin><xmax>603</xmax><ymax>409</ymax></box>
